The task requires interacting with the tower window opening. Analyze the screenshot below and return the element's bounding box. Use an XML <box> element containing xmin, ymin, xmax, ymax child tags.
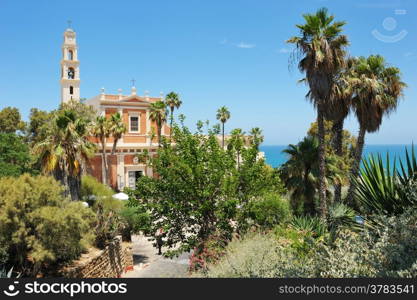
<box><xmin>68</xmin><ymin>50</ymin><xmax>74</xmax><ymax>60</ymax></box>
<box><xmin>68</xmin><ymin>68</ymin><xmax>75</xmax><ymax>79</ymax></box>
<box><xmin>69</xmin><ymin>86</ymin><xmax>74</xmax><ymax>95</ymax></box>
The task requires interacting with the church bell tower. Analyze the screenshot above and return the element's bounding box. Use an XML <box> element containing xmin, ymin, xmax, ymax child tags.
<box><xmin>60</xmin><ymin>23</ymin><xmax>80</xmax><ymax>103</ymax></box>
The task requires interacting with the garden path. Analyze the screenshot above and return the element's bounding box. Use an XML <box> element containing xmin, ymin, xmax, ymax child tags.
<box><xmin>122</xmin><ymin>235</ymin><xmax>191</xmax><ymax>278</ymax></box>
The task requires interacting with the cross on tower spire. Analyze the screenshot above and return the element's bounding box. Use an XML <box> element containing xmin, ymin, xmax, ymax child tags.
<box><xmin>131</xmin><ymin>78</ymin><xmax>136</xmax><ymax>87</ymax></box>
<box><xmin>67</xmin><ymin>20</ymin><xmax>72</xmax><ymax>29</ymax></box>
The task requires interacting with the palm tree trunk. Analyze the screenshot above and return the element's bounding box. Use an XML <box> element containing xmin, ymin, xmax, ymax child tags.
<box><xmin>101</xmin><ymin>138</ymin><xmax>108</xmax><ymax>185</ymax></box>
<box><xmin>303</xmin><ymin>167</ymin><xmax>315</xmax><ymax>215</ymax></box>
<box><xmin>332</xmin><ymin>119</ymin><xmax>344</xmax><ymax>203</ymax></box>
<box><xmin>346</xmin><ymin>126</ymin><xmax>366</xmax><ymax>206</ymax></box>
<box><xmin>109</xmin><ymin>138</ymin><xmax>120</xmax><ymax>188</ymax></box>
<box><xmin>222</xmin><ymin>122</ymin><xmax>225</xmax><ymax>149</ymax></box>
<box><xmin>68</xmin><ymin>172</ymin><xmax>81</xmax><ymax>201</ymax></box>
<box><xmin>157</xmin><ymin>122</ymin><xmax>162</xmax><ymax>148</ymax></box>
<box><xmin>170</xmin><ymin>108</ymin><xmax>174</xmax><ymax>140</ymax></box>
<box><xmin>317</xmin><ymin>106</ymin><xmax>327</xmax><ymax>218</ymax></box>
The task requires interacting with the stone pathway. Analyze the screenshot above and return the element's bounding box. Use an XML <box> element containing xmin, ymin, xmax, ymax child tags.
<box><xmin>122</xmin><ymin>235</ymin><xmax>191</xmax><ymax>278</ymax></box>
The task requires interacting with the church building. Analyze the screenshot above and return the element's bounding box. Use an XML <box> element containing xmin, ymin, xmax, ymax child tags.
<box><xmin>60</xmin><ymin>26</ymin><xmax>170</xmax><ymax>190</ymax></box>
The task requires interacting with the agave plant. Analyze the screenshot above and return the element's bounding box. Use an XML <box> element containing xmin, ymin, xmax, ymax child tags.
<box><xmin>290</xmin><ymin>216</ymin><xmax>327</xmax><ymax>238</ymax></box>
<box><xmin>353</xmin><ymin>146</ymin><xmax>417</xmax><ymax>215</ymax></box>
<box><xmin>0</xmin><ymin>266</ymin><xmax>20</xmax><ymax>278</ymax></box>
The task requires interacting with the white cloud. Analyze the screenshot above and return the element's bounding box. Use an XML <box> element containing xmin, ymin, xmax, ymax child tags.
<box><xmin>235</xmin><ymin>42</ymin><xmax>256</xmax><ymax>49</ymax></box>
<box><xmin>219</xmin><ymin>38</ymin><xmax>228</xmax><ymax>45</ymax></box>
<box><xmin>404</xmin><ymin>52</ymin><xmax>417</xmax><ymax>59</ymax></box>
<box><xmin>278</xmin><ymin>47</ymin><xmax>291</xmax><ymax>54</ymax></box>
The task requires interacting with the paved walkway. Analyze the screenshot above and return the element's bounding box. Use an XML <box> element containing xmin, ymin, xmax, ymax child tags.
<box><xmin>122</xmin><ymin>235</ymin><xmax>191</xmax><ymax>278</ymax></box>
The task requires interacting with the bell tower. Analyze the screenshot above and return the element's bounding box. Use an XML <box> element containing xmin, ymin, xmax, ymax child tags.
<box><xmin>60</xmin><ymin>22</ymin><xmax>80</xmax><ymax>103</ymax></box>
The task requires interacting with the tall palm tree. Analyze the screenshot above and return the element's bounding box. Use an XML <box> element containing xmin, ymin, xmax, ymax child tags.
<box><xmin>228</xmin><ymin>128</ymin><xmax>245</xmax><ymax>169</ymax></box>
<box><xmin>345</xmin><ymin>55</ymin><xmax>406</xmax><ymax>204</ymax></box>
<box><xmin>216</xmin><ymin>106</ymin><xmax>230</xmax><ymax>149</ymax></box>
<box><xmin>91</xmin><ymin>116</ymin><xmax>110</xmax><ymax>185</ymax></box>
<box><xmin>149</xmin><ymin>100</ymin><xmax>168</xmax><ymax>147</ymax></box>
<box><xmin>34</xmin><ymin>109</ymin><xmax>95</xmax><ymax>201</ymax></box>
<box><xmin>287</xmin><ymin>7</ymin><xmax>348</xmax><ymax>217</ymax></box>
<box><xmin>164</xmin><ymin>92</ymin><xmax>182</xmax><ymax>139</ymax></box>
<box><xmin>249</xmin><ymin>127</ymin><xmax>264</xmax><ymax>150</ymax></box>
<box><xmin>109</xmin><ymin>112</ymin><xmax>127</xmax><ymax>155</ymax></box>
<box><xmin>326</xmin><ymin>58</ymin><xmax>355</xmax><ymax>202</ymax></box>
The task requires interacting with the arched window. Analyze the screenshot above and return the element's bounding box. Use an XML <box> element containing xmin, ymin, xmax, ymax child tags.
<box><xmin>68</xmin><ymin>67</ymin><xmax>75</xmax><ymax>79</ymax></box>
<box><xmin>68</xmin><ymin>50</ymin><xmax>74</xmax><ymax>60</ymax></box>
<box><xmin>69</xmin><ymin>86</ymin><xmax>74</xmax><ymax>95</ymax></box>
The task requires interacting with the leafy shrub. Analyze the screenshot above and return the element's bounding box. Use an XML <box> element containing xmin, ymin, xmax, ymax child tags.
<box><xmin>118</xmin><ymin>206</ymin><xmax>151</xmax><ymax>242</ymax></box>
<box><xmin>200</xmin><ymin>233</ymin><xmax>314</xmax><ymax>278</ymax></box>
<box><xmin>93</xmin><ymin>205</ymin><xmax>120</xmax><ymax>249</ymax></box>
<box><xmin>202</xmin><ymin>208</ymin><xmax>417</xmax><ymax>278</ymax></box>
<box><xmin>313</xmin><ymin>209</ymin><xmax>417</xmax><ymax>277</ymax></box>
<box><xmin>398</xmin><ymin>178</ymin><xmax>417</xmax><ymax>205</ymax></box>
<box><xmin>244</xmin><ymin>192</ymin><xmax>291</xmax><ymax>229</ymax></box>
<box><xmin>80</xmin><ymin>175</ymin><xmax>122</xmax><ymax>212</ymax></box>
<box><xmin>273</xmin><ymin>225</ymin><xmax>318</xmax><ymax>258</ymax></box>
<box><xmin>189</xmin><ymin>233</ymin><xmax>228</xmax><ymax>273</ymax></box>
<box><xmin>0</xmin><ymin>174</ymin><xmax>95</xmax><ymax>275</ymax></box>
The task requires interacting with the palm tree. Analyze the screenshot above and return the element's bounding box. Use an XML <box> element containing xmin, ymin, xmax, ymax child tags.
<box><xmin>34</xmin><ymin>109</ymin><xmax>95</xmax><ymax>201</ymax></box>
<box><xmin>216</xmin><ymin>106</ymin><xmax>230</xmax><ymax>149</ymax></box>
<box><xmin>327</xmin><ymin>58</ymin><xmax>355</xmax><ymax>202</ymax></box>
<box><xmin>149</xmin><ymin>100</ymin><xmax>168</xmax><ymax>147</ymax></box>
<box><xmin>227</xmin><ymin>128</ymin><xmax>245</xmax><ymax>169</ymax></box>
<box><xmin>109</xmin><ymin>112</ymin><xmax>127</xmax><ymax>155</ymax></box>
<box><xmin>287</xmin><ymin>7</ymin><xmax>348</xmax><ymax>217</ymax></box>
<box><xmin>249</xmin><ymin>127</ymin><xmax>264</xmax><ymax>150</ymax></box>
<box><xmin>345</xmin><ymin>55</ymin><xmax>406</xmax><ymax>204</ymax></box>
<box><xmin>164</xmin><ymin>92</ymin><xmax>182</xmax><ymax>139</ymax></box>
<box><xmin>280</xmin><ymin>136</ymin><xmax>342</xmax><ymax>215</ymax></box>
<box><xmin>91</xmin><ymin>116</ymin><xmax>110</xmax><ymax>185</ymax></box>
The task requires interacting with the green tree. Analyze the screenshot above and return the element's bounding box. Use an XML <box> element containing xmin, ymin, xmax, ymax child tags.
<box><xmin>34</xmin><ymin>109</ymin><xmax>96</xmax><ymax>201</ymax></box>
<box><xmin>164</xmin><ymin>92</ymin><xmax>182</xmax><ymax>139</ymax></box>
<box><xmin>287</xmin><ymin>7</ymin><xmax>349</xmax><ymax>217</ymax></box>
<box><xmin>0</xmin><ymin>107</ymin><xmax>26</xmax><ymax>134</ymax></box>
<box><xmin>307</xmin><ymin>120</ymin><xmax>355</xmax><ymax>202</ymax></box>
<box><xmin>0</xmin><ymin>133</ymin><xmax>32</xmax><ymax>177</ymax></box>
<box><xmin>216</xmin><ymin>106</ymin><xmax>231</xmax><ymax>148</ymax></box>
<box><xmin>0</xmin><ymin>174</ymin><xmax>95</xmax><ymax>275</ymax></box>
<box><xmin>149</xmin><ymin>100</ymin><xmax>168</xmax><ymax>147</ymax></box>
<box><xmin>127</xmin><ymin>123</ymin><xmax>237</xmax><ymax>256</ymax></box>
<box><xmin>26</xmin><ymin>108</ymin><xmax>54</xmax><ymax>147</ymax></box>
<box><xmin>280</xmin><ymin>136</ymin><xmax>342</xmax><ymax>215</ymax></box>
<box><xmin>345</xmin><ymin>55</ymin><xmax>406</xmax><ymax>204</ymax></box>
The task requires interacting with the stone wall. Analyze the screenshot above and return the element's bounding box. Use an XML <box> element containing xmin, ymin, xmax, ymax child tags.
<box><xmin>61</xmin><ymin>237</ymin><xmax>133</xmax><ymax>278</ymax></box>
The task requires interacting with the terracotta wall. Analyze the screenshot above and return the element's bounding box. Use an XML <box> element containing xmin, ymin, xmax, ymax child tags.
<box><xmin>86</xmin><ymin>155</ymin><xmax>117</xmax><ymax>190</ymax></box>
<box><xmin>87</xmin><ymin>156</ymin><xmax>102</xmax><ymax>183</ymax></box>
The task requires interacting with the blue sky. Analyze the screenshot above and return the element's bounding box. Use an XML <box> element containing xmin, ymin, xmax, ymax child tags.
<box><xmin>0</xmin><ymin>0</ymin><xmax>416</xmax><ymax>145</ymax></box>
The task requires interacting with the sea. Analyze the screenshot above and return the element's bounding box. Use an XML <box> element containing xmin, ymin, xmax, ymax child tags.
<box><xmin>260</xmin><ymin>144</ymin><xmax>415</xmax><ymax>169</ymax></box>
